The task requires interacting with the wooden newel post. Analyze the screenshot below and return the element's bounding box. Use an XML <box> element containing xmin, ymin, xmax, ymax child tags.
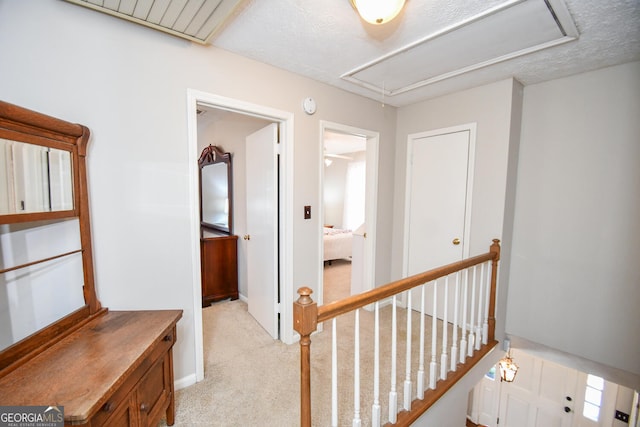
<box><xmin>294</xmin><ymin>286</ymin><xmax>318</xmax><ymax>427</ymax></box>
<box><xmin>487</xmin><ymin>239</ymin><xmax>500</xmax><ymax>342</ymax></box>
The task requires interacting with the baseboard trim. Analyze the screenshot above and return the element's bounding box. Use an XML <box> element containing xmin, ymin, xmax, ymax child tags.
<box><xmin>174</xmin><ymin>373</ymin><xmax>197</xmax><ymax>391</ymax></box>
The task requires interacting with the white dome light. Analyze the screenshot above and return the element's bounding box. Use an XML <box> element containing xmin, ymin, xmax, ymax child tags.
<box><xmin>351</xmin><ymin>0</ymin><xmax>406</xmax><ymax>25</ymax></box>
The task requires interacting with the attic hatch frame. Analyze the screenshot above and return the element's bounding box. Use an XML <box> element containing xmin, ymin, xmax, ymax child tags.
<box><xmin>63</xmin><ymin>0</ymin><xmax>244</xmax><ymax>45</ymax></box>
<box><xmin>342</xmin><ymin>0</ymin><xmax>580</xmax><ymax>98</ymax></box>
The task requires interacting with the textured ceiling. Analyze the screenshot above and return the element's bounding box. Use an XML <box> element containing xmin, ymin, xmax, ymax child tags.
<box><xmin>210</xmin><ymin>0</ymin><xmax>640</xmax><ymax>106</ymax></box>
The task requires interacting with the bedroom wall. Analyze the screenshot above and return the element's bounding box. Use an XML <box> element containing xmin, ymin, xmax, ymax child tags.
<box><xmin>323</xmin><ymin>157</ymin><xmax>349</xmax><ymax>228</ymax></box>
<box><xmin>506</xmin><ymin>61</ymin><xmax>640</xmax><ymax>387</ymax></box>
<box><xmin>0</xmin><ymin>1</ymin><xmax>398</xmax><ymax>386</ymax></box>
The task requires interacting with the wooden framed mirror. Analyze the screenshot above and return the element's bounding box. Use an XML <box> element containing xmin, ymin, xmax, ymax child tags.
<box><xmin>0</xmin><ymin>100</ymin><xmax>101</xmax><ymax>371</ymax></box>
<box><xmin>199</xmin><ymin>144</ymin><xmax>233</xmax><ymax>234</ymax></box>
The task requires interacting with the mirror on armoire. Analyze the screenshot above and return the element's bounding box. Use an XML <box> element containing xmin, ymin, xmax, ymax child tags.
<box><xmin>198</xmin><ymin>144</ymin><xmax>233</xmax><ymax>234</ymax></box>
<box><xmin>198</xmin><ymin>144</ymin><xmax>239</xmax><ymax>307</ymax></box>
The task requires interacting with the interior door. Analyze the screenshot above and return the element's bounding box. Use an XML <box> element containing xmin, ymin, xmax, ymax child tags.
<box><xmin>499</xmin><ymin>349</ymin><xmax>577</xmax><ymax>427</ymax></box>
<box><xmin>245</xmin><ymin>123</ymin><xmax>279</xmax><ymax>339</ymax></box>
<box><xmin>404</xmin><ymin>127</ymin><xmax>474</xmax><ymax>314</ymax></box>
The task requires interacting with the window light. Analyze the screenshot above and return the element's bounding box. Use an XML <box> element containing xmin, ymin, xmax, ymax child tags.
<box><xmin>583</xmin><ymin>374</ymin><xmax>604</xmax><ymax>422</ymax></box>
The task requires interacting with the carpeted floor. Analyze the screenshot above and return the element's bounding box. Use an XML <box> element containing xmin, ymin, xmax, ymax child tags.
<box><xmin>162</xmin><ymin>260</ymin><xmax>451</xmax><ymax>426</ymax></box>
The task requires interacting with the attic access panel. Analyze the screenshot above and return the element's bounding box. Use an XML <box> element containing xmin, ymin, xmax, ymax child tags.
<box><xmin>342</xmin><ymin>0</ymin><xmax>579</xmax><ymax>97</ymax></box>
<box><xmin>64</xmin><ymin>0</ymin><xmax>243</xmax><ymax>44</ymax></box>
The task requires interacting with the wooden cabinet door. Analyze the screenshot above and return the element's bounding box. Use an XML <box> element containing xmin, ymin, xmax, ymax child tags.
<box><xmin>136</xmin><ymin>353</ymin><xmax>171</xmax><ymax>427</ymax></box>
<box><xmin>201</xmin><ymin>235</ymin><xmax>239</xmax><ymax>306</ymax></box>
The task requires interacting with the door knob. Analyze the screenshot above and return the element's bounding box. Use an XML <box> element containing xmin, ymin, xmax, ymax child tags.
<box><xmin>244</xmin><ymin>235</ymin><xmax>250</xmax><ymax>240</ymax></box>
<box><xmin>564</xmin><ymin>406</ymin><xmax>571</xmax><ymax>413</ymax></box>
<box><xmin>452</xmin><ymin>238</ymin><xmax>460</xmax><ymax>245</ymax></box>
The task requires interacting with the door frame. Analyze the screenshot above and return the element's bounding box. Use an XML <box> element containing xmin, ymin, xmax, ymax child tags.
<box><xmin>402</xmin><ymin>123</ymin><xmax>476</xmax><ymax>280</ymax></box>
<box><xmin>318</xmin><ymin>121</ymin><xmax>379</xmax><ymax>306</ymax></box>
<box><xmin>187</xmin><ymin>89</ymin><xmax>294</xmax><ymax>382</ymax></box>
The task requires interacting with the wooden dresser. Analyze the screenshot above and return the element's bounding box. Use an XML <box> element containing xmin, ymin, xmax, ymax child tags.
<box><xmin>201</xmin><ymin>233</ymin><xmax>239</xmax><ymax>307</ymax></box>
<box><xmin>0</xmin><ymin>310</ymin><xmax>182</xmax><ymax>426</ymax></box>
<box><xmin>0</xmin><ymin>101</ymin><xmax>183</xmax><ymax>427</ymax></box>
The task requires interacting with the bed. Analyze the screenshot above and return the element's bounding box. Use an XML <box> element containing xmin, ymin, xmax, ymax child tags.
<box><xmin>323</xmin><ymin>227</ymin><xmax>353</xmax><ymax>262</ymax></box>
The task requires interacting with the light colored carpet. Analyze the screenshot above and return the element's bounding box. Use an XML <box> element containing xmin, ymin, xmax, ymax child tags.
<box><xmin>162</xmin><ymin>261</ymin><xmax>453</xmax><ymax>426</ymax></box>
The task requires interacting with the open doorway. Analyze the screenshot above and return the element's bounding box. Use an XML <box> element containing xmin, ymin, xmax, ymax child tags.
<box><xmin>187</xmin><ymin>90</ymin><xmax>294</xmax><ymax>382</ymax></box>
<box><xmin>319</xmin><ymin>121</ymin><xmax>379</xmax><ymax>307</ymax></box>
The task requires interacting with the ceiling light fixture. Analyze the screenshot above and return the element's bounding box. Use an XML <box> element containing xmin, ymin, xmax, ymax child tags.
<box><xmin>350</xmin><ymin>0</ymin><xmax>406</xmax><ymax>25</ymax></box>
<box><xmin>498</xmin><ymin>350</ymin><xmax>519</xmax><ymax>382</ymax></box>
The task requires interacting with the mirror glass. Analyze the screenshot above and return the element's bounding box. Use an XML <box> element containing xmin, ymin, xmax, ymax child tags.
<box><xmin>199</xmin><ymin>145</ymin><xmax>232</xmax><ymax>234</ymax></box>
<box><xmin>0</xmin><ymin>138</ymin><xmax>73</xmax><ymax>215</ymax></box>
<box><xmin>0</xmin><ymin>219</ymin><xmax>85</xmax><ymax>351</ymax></box>
<box><xmin>201</xmin><ymin>163</ymin><xmax>230</xmax><ymax>232</ymax></box>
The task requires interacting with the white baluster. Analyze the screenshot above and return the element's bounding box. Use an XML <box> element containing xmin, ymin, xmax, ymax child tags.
<box><xmin>451</xmin><ymin>271</ymin><xmax>460</xmax><ymax>372</ymax></box>
<box><xmin>332</xmin><ymin>318</ymin><xmax>338</xmax><ymax>427</ymax></box>
<box><xmin>404</xmin><ymin>291</ymin><xmax>412</xmax><ymax>410</ymax></box>
<box><xmin>372</xmin><ymin>302</ymin><xmax>381</xmax><ymax>427</ymax></box>
<box><xmin>417</xmin><ymin>285</ymin><xmax>426</xmax><ymax>399</ymax></box>
<box><xmin>468</xmin><ymin>266</ymin><xmax>477</xmax><ymax>357</ymax></box>
<box><xmin>460</xmin><ymin>270</ymin><xmax>468</xmax><ymax>364</ymax></box>
<box><xmin>353</xmin><ymin>310</ymin><xmax>361</xmax><ymax>427</ymax></box>
<box><xmin>389</xmin><ymin>296</ymin><xmax>398</xmax><ymax>424</ymax></box>
<box><xmin>475</xmin><ymin>264</ymin><xmax>484</xmax><ymax>351</ymax></box>
<box><xmin>483</xmin><ymin>261</ymin><xmax>491</xmax><ymax>345</ymax></box>
<box><xmin>440</xmin><ymin>275</ymin><xmax>449</xmax><ymax>380</ymax></box>
<box><xmin>429</xmin><ymin>280</ymin><xmax>438</xmax><ymax>390</ymax></box>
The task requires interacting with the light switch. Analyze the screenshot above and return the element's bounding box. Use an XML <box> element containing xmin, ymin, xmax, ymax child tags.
<box><xmin>304</xmin><ymin>205</ymin><xmax>311</xmax><ymax>219</ymax></box>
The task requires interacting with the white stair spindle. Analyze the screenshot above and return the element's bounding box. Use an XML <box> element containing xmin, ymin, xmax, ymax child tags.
<box><xmin>440</xmin><ymin>275</ymin><xmax>449</xmax><ymax>380</ymax></box>
<box><xmin>460</xmin><ymin>270</ymin><xmax>468</xmax><ymax>364</ymax></box>
<box><xmin>332</xmin><ymin>318</ymin><xmax>338</xmax><ymax>427</ymax></box>
<box><xmin>417</xmin><ymin>284</ymin><xmax>426</xmax><ymax>399</ymax></box>
<box><xmin>372</xmin><ymin>302</ymin><xmax>381</xmax><ymax>427</ymax></box>
<box><xmin>404</xmin><ymin>291</ymin><xmax>412</xmax><ymax>410</ymax></box>
<box><xmin>468</xmin><ymin>266</ymin><xmax>477</xmax><ymax>357</ymax></box>
<box><xmin>389</xmin><ymin>296</ymin><xmax>398</xmax><ymax>424</ymax></box>
<box><xmin>429</xmin><ymin>280</ymin><xmax>438</xmax><ymax>390</ymax></box>
<box><xmin>483</xmin><ymin>261</ymin><xmax>491</xmax><ymax>345</ymax></box>
<box><xmin>475</xmin><ymin>264</ymin><xmax>484</xmax><ymax>351</ymax></box>
<box><xmin>353</xmin><ymin>310</ymin><xmax>361</xmax><ymax>427</ymax></box>
<box><xmin>451</xmin><ymin>271</ymin><xmax>460</xmax><ymax>372</ymax></box>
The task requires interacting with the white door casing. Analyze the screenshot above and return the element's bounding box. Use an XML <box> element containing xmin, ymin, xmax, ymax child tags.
<box><xmin>403</xmin><ymin>124</ymin><xmax>476</xmax><ymax>314</ymax></box>
<box><xmin>246</xmin><ymin>123</ymin><xmax>279</xmax><ymax>339</ymax></box>
<box><xmin>186</xmin><ymin>89</ymin><xmax>294</xmax><ymax>384</ymax></box>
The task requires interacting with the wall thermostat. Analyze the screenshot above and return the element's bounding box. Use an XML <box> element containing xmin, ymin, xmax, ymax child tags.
<box><xmin>302</xmin><ymin>97</ymin><xmax>317</xmax><ymax>115</ymax></box>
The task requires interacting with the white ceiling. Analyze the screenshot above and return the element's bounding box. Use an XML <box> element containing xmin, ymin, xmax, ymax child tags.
<box><xmin>67</xmin><ymin>0</ymin><xmax>640</xmax><ymax>107</ymax></box>
<box><xmin>212</xmin><ymin>0</ymin><xmax>640</xmax><ymax>106</ymax></box>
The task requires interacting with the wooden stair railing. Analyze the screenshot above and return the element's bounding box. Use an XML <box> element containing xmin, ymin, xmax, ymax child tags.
<box><xmin>294</xmin><ymin>239</ymin><xmax>501</xmax><ymax>426</ymax></box>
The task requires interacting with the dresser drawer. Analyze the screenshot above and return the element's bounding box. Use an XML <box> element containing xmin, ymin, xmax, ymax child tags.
<box><xmin>89</xmin><ymin>326</ymin><xmax>177</xmax><ymax>427</ymax></box>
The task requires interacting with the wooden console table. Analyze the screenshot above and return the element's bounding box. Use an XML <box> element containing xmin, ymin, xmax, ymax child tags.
<box><xmin>0</xmin><ymin>310</ymin><xmax>182</xmax><ymax>426</ymax></box>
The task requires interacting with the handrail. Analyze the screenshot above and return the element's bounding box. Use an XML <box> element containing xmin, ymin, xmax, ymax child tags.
<box><xmin>318</xmin><ymin>249</ymin><xmax>497</xmax><ymax>324</ymax></box>
<box><xmin>294</xmin><ymin>239</ymin><xmax>501</xmax><ymax>427</ymax></box>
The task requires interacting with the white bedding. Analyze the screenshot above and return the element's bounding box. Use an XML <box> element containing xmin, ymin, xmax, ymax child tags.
<box><xmin>323</xmin><ymin>227</ymin><xmax>352</xmax><ymax>261</ymax></box>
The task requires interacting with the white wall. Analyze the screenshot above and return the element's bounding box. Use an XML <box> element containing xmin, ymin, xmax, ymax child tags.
<box><xmin>323</xmin><ymin>157</ymin><xmax>349</xmax><ymax>228</ymax></box>
<box><xmin>0</xmin><ymin>1</ymin><xmax>398</xmax><ymax>385</ymax></box>
<box><xmin>394</xmin><ymin>78</ymin><xmax>524</xmax><ymax>344</ymax></box>
<box><xmin>506</xmin><ymin>61</ymin><xmax>640</xmax><ymax>383</ymax></box>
